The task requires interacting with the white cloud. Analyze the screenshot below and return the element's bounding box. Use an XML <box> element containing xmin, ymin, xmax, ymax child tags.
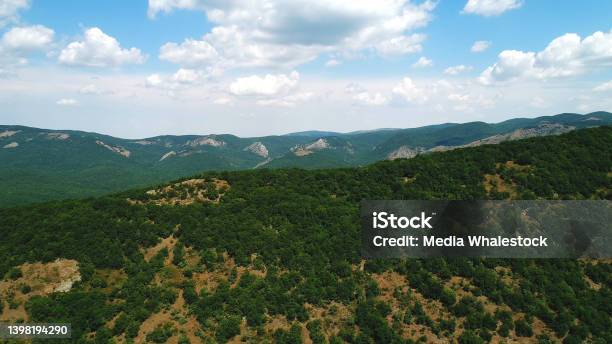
<box><xmin>325</xmin><ymin>59</ymin><xmax>341</xmax><ymax>67</ymax></box>
<box><xmin>172</xmin><ymin>68</ymin><xmax>202</xmax><ymax>84</ymax></box>
<box><xmin>479</xmin><ymin>31</ymin><xmax>612</xmax><ymax>85</ymax></box>
<box><xmin>352</xmin><ymin>91</ymin><xmax>389</xmax><ymax>106</ymax></box>
<box><xmin>388</xmin><ymin>77</ymin><xmax>495</xmax><ymax>111</ymax></box>
<box><xmin>59</xmin><ymin>27</ymin><xmax>146</xmax><ymax>67</ymax></box>
<box><xmin>1</xmin><ymin>25</ymin><xmax>54</xmax><ymax>51</ymax></box>
<box><xmin>229</xmin><ymin>71</ymin><xmax>299</xmax><ymax>96</ymax></box>
<box><xmin>159</xmin><ymin>38</ymin><xmax>218</xmax><ymax>67</ymax></box>
<box><xmin>145</xmin><ymin>74</ymin><xmax>163</xmax><ymax>87</ymax></box>
<box><xmin>56</xmin><ymin>98</ymin><xmax>77</xmax><ymax>106</ymax></box>
<box><xmin>412</xmin><ymin>56</ymin><xmax>433</xmax><ymax>68</ymax></box>
<box><xmin>344</xmin><ymin>82</ymin><xmax>366</xmax><ymax>94</ymax></box>
<box><xmin>153</xmin><ymin>1</ymin><xmax>436</xmax><ymax>69</ymax></box>
<box><xmin>471</xmin><ymin>40</ymin><xmax>490</xmax><ymax>53</ymax></box>
<box><xmin>0</xmin><ymin>0</ymin><xmax>29</xmax><ymax>27</ymax></box>
<box><xmin>0</xmin><ymin>24</ymin><xmax>53</xmax><ymax>69</ymax></box>
<box><xmin>444</xmin><ymin>65</ymin><xmax>472</xmax><ymax>75</ymax></box>
<box><xmin>463</xmin><ymin>0</ymin><xmax>522</xmax><ymax>17</ymax></box>
<box><xmin>344</xmin><ymin>82</ymin><xmax>389</xmax><ymax>106</ymax></box>
<box><xmin>256</xmin><ymin>92</ymin><xmax>314</xmax><ymax>107</ymax></box>
<box><xmin>392</xmin><ymin>77</ymin><xmax>428</xmax><ymax>103</ymax></box>
<box><xmin>144</xmin><ymin>67</ymin><xmax>219</xmax><ymax>92</ymax></box>
<box><xmin>376</xmin><ymin>34</ymin><xmax>425</xmax><ymax>56</ymax></box>
<box><xmin>593</xmin><ymin>80</ymin><xmax>612</xmax><ymax>92</ymax></box>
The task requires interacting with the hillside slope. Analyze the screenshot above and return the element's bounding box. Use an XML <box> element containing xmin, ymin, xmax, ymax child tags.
<box><xmin>0</xmin><ymin>111</ymin><xmax>610</xmax><ymax>207</ymax></box>
<box><xmin>1</xmin><ymin>127</ymin><xmax>611</xmax><ymax>343</ymax></box>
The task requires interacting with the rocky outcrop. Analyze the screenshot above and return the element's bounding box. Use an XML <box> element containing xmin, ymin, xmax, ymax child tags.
<box><xmin>388</xmin><ymin>123</ymin><xmax>576</xmax><ymax>161</ymax></box>
<box><xmin>133</xmin><ymin>140</ymin><xmax>154</xmax><ymax>145</ymax></box>
<box><xmin>0</xmin><ymin>130</ymin><xmax>20</xmax><ymax>138</ymax></box>
<box><xmin>387</xmin><ymin>146</ymin><xmax>425</xmax><ymax>160</ymax></box>
<box><xmin>463</xmin><ymin>123</ymin><xmax>575</xmax><ymax>147</ymax></box>
<box><xmin>159</xmin><ymin>151</ymin><xmax>176</xmax><ymax>161</ymax></box>
<box><xmin>244</xmin><ymin>142</ymin><xmax>269</xmax><ymax>158</ymax></box>
<box><xmin>306</xmin><ymin>138</ymin><xmax>330</xmax><ymax>150</ymax></box>
<box><xmin>186</xmin><ymin>136</ymin><xmax>225</xmax><ymax>148</ymax></box>
<box><xmin>292</xmin><ymin>138</ymin><xmax>330</xmax><ymax>156</ymax></box>
<box><xmin>46</xmin><ymin>132</ymin><xmax>70</xmax><ymax>140</ymax></box>
<box><xmin>96</xmin><ymin>140</ymin><xmax>131</xmax><ymax>158</ymax></box>
<box><xmin>3</xmin><ymin>142</ymin><xmax>19</xmax><ymax>149</ymax></box>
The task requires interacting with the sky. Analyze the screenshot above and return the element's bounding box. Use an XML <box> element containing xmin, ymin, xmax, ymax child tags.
<box><xmin>0</xmin><ymin>0</ymin><xmax>611</xmax><ymax>138</ymax></box>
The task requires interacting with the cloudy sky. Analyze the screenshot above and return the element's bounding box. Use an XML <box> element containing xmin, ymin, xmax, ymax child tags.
<box><xmin>1</xmin><ymin>0</ymin><xmax>611</xmax><ymax>138</ymax></box>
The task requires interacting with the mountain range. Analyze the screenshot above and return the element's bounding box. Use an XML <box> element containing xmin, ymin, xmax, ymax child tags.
<box><xmin>1</xmin><ymin>126</ymin><xmax>610</xmax><ymax>343</ymax></box>
<box><xmin>1</xmin><ymin>111</ymin><xmax>611</xmax><ymax>207</ymax></box>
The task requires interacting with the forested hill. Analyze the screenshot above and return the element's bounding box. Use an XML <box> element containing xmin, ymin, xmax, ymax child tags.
<box><xmin>0</xmin><ymin>127</ymin><xmax>611</xmax><ymax>343</ymax></box>
<box><xmin>1</xmin><ymin>111</ymin><xmax>610</xmax><ymax>207</ymax></box>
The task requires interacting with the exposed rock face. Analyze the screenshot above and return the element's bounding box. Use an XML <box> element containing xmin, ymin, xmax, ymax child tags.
<box><xmin>244</xmin><ymin>142</ymin><xmax>269</xmax><ymax>158</ymax></box>
<box><xmin>254</xmin><ymin>158</ymin><xmax>272</xmax><ymax>168</ymax></box>
<box><xmin>292</xmin><ymin>138</ymin><xmax>330</xmax><ymax>156</ymax></box>
<box><xmin>159</xmin><ymin>151</ymin><xmax>176</xmax><ymax>161</ymax></box>
<box><xmin>388</xmin><ymin>123</ymin><xmax>576</xmax><ymax>160</ymax></box>
<box><xmin>464</xmin><ymin>123</ymin><xmax>575</xmax><ymax>147</ymax></box>
<box><xmin>46</xmin><ymin>132</ymin><xmax>70</xmax><ymax>140</ymax></box>
<box><xmin>306</xmin><ymin>138</ymin><xmax>330</xmax><ymax>150</ymax></box>
<box><xmin>3</xmin><ymin>142</ymin><xmax>18</xmax><ymax>149</ymax></box>
<box><xmin>96</xmin><ymin>140</ymin><xmax>131</xmax><ymax>158</ymax></box>
<box><xmin>133</xmin><ymin>140</ymin><xmax>154</xmax><ymax>145</ymax></box>
<box><xmin>387</xmin><ymin>146</ymin><xmax>425</xmax><ymax>160</ymax></box>
<box><xmin>186</xmin><ymin>136</ymin><xmax>225</xmax><ymax>147</ymax></box>
<box><xmin>0</xmin><ymin>130</ymin><xmax>20</xmax><ymax>138</ymax></box>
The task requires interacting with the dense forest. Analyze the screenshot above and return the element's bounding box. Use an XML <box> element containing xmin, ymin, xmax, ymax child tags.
<box><xmin>0</xmin><ymin>126</ymin><xmax>611</xmax><ymax>343</ymax></box>
<box><xmin>1</xmin><ymin>112</ymin><xmax>610</xmax><ymax>207</ymax></box>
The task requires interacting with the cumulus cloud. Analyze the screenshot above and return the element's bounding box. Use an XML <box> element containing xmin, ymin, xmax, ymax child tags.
<box><xmin>153</xmin><ymin>0</ymin><xmax>436</xmax><ymax>69</ymax></box>
<box><xmin>0</xmin><ymin>0</ymin><xmax>29</xmax><ymax>27</ymax></box>
<box><xmin>392</xmin><ymin>77</ymin><xmax>429</xmax><ymax>103</ymax></box>
<box><xmin>144</xmin><ymin>68</ymin><xmax>214</xmax><ymax>91</ymax></box>
<box><xmin>59</xmin><ymin>27</ymin><xmax>146</xmax><ymax>67</ymax></box>
<box><xmin>229</xmin><ymin>71</ymin><xmax>299</xmax><ymax>96</ymax></box>
<box><xmin>389</xmin><ymin>77</ymin><xmax>495</xmax><ymax>111</ymax></box>
<box><xmin>412</xmin><ymin>56</ymin><xmax>433</xmax><ymax>68</ymax></box>
<box><xmin>471</xmin><ymin>40</ymin><xmax>490</xmax><ymax>53</ymax></box>
<box><xmin>344</xmin><ymin>82</ymin><xmax>389</xmax><ymax>106</ymax></box>
<box><xmin>56</xmin><ymin>98</ymin><xmax>77</xmax><ymax>106</ymax></box>
<box><xmin>1</xmin><ymin>25</ymin><xmax>54</xmax><ymax>51</ymax></box>
<box><xmin>444</xmin><ymin>65</ymin><xmax>472</xmax><ymax>75</ymax></box>
<box><xmin>352</xmin><ymin>92</ymin><xmax>390</xmax><ymax>106</ymax></box>
<box><xmin>376</xmin><ymin>34</ymin><xmax>426</xmax><ymax>56</ymax></box>
<box><xmin>0</xmin><ymin>24</ymin><xmax>53</xmax><ymax>70</ymax></box>
<box><xmin>226</xmin><ymin>71</ymin><xmax>314</xmax><ymax>107</ymax></box>
<box><xmin>479</xmin><ymin>31</ymin><xmax>612</xmax><ymax>85</ymax></box>
<box><xmin>593</xmin><ymin>80</ymin><xmax>612</xmax><ymax>92</ymax></box>
<box><xmin>463</xmin><ymin>0</ymin><xmax>522</xmax><ymax>17</ymax></box>
<box><xmin>159</xmin><ymin>38</ymin><xmax>218</xmax><ymax>67</ymax></box>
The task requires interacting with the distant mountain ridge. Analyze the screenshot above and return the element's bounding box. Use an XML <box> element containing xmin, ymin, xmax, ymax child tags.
<box><xmin>1</xmin><ymin>111</ymin><xmax>611</xmax><ymax>206</ymax></box>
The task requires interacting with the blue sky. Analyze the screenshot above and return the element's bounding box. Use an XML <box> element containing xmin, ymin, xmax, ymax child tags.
<box><xmin>1</xmin><ymin>0</ymin><xmax>612</xmax><ymax>137</ymax></box>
